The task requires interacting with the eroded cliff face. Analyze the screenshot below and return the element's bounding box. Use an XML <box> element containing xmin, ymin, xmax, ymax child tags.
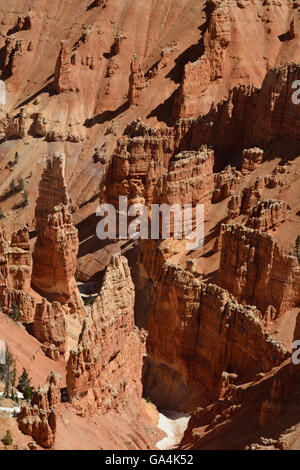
<box><xmin>0</xmin><ymin>225</ymin><xmax>35</xmax><ymax>322</ymax></box>
<box><xmin>34</xmin><ymin>153</ymin><xmax>70</xmax><ymax>234</ymax></box>
<box><xmin>154</xmin><ymin>147</ymin><xmax>214</xmax><ymax>210</ymax></box>
<box><xmin>180</xmin><ymin>315</ymin><xmax>300</xmax><ymax>451</ymax></box>
<box><xmin>32</xmin><ymin>153</ymin><xmax>84</xmax><ymax>317</ymax></box>
<box><xmin>144</xmin><ymin>261</ymin><xmax>288</xmax><ymax>410</ymax></box>
<box><xmin>174</xmin><ymin>0</ymin><xmax>231</xmax><ymax>118</ymax></box>
<box><xmin>32</xmin><ymin>205</ymin><xmax>83</xmax><ymax>312</ymax></box>
<box><xmin>33</xmin><ymin>299</ymin><xmax>66</xmax><ymax>360</ymax></box>
<box><xmin>102</xmin><ymin>119</ymin><xmax>176</xmax><ymax>207</ymax></box>
<box><xmin>183</xmin><ymin>62</ymin><xmax>300</xmax><ymax>167</ymax></box>
<box><xmin>218</xmin><ymin>224</ymin><xmax>300</xmax><ymax>318</ymax></box>
<box><xmin>174</xmin><ymin>0</ymin><xmax>299</xmax><ymax>118</ymax></box>
<box><xmin>18</xmin><ymin>371</ymin><xmax>61</xmax><ymax>449</ymax></box>
<box><xmin>67</xmin><ymin>254</ymin><xmax>145</xmax><ymax>416</ymax></box>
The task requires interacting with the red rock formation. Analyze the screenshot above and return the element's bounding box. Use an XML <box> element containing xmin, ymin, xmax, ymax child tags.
<box><xmin>31</xmin><ymin>112</ymin><xmax>47</xmax><ymax>137</ymax></box>
<box><xmin>0</xmin><ymin>226</ymin><xmax>35</xmax><ymax>322</ymax></box>
<box><xmin>227</xmin><ymin>184</ymin><xmax>261</xmax><ymax>219</ymax></box>
<box><xmin>218</xmin><ymin>224</ymin><xmax>300</xmax><ymax>317</ymax></box>
<box><xmin>1</xmin><ymin>37</ymin><xmax>24</xmax><ymax>77</ymax></box>
<box><xmin>156</xmin><ymin>147</ymin><xmax>214</xmax><ymax>208</ymax></box>
<box><xmin>32</xmin><ymin>205</ymin><xmax>83</xmax><ymax>314</ymax></box>
<box><xmin>16</xmin><ymin>13</ymin><xmax>34</xmax><ymax>31</ymax></box>
<box><xmin>95</xmin><ymin>0</ymin><xmax>109</xmax><ymax>6</ymax></box>
<box><xmin>241</xmin><ymin>148</ymin><xmax>264</xmax><ymax>175</ymax></box>
<box><xmin>1</xmin><ymin>37</ymin><xmax>15</xmax><ymax>74</ymax></box>
<box><xmin>289</xmin><ymin>18</ymin><xmax>295</xmax><ymax>40</ymax></box>
<box><xmin>128</xmin><ymin>56</ymin><xmax>147</xmax><ymax>105</ymax></box>
<box><xmin>102</xmin><ymin>120</ymin><xmax>175</xmax><ymax>207</ymax></box>
<box><xmin>5</xmin><ymin>107</ymin><xmax>28</xmax><ymax>139</ymax></box>
<box><xmin>67</xmin><ymin>254</ymin><xmax>145</xmax><ymax>415</ymax></box>
<box><xmin>18</xmin><ymin>371</ymin><xmax>61</xmax><ymax>448</ymax></box>
<box><xmin>212</xmin><ymin>166</ymin><xmax>242</xmax><ymax>203</ymax></box>
<box><xmin>144</xmin><ymin>262</ymin><xmax>288</xmax><ymax>409</ymax></box>
<box><xmin>174</xmin><ymin>0</ymin><xmax>231</xmax><ymax>118</ymax></box>
<box><xmin>185</xmin><ymin>63</ymin><xmax>300</xmax><ymax>161</ymax></box>
<box><xmin>246</xmin><ymin>198</ymin><xmax>291</xmax><ymax>231</ymax></box>
<box><xmin>53</xmin><ymin>41</ymin><xmax>74</xmax><ymax>93</ymax></box>
<box><xmin>33</xmin><ymin>299</ymin><xmax>66</xmax><ymax>360</ymax></box>
<box><xmin>2</xmin><ymin>226</ymin><xmax>32</xmax><ymax>291</ymax></box>
<box><xmin>34</xmin><ymin>153</ymin><xmax>70</xmax><ymax>234</ymax></box>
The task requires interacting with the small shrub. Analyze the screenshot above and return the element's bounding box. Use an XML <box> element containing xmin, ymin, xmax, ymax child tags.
<box><xmin>2</xmin><ymin>430</ymin><xmax>13</xmax><ymax>447</ymax></box>
<box><xmin>23</xmin><ymin>190</ymin><xmax>29</xmax><ymax>206</ymax></box>
<box><xmin>10</xmin><ymin>302</ymin><xmax>21</xmax><ymax>322</ymax></box>
<box><xmin>83</xmin><ymin>295</ymin><xmax>95</xmax><ymax>306</ymax></box>
<box><xmin>9</xmin><ymin>179</ymin><xmax>16</xmax><ymax>193</ymax></box>
<box><xmin>17</xmin><ymin>177</ymin><xmax>24</xmax><ymax>191</ymax></box>
<box><xmin>17</xmin><ymin>368</ymin><xmax>34</xmax><ymax>400</ymax></box>
<box><xmin>23</xmin><ymin>382</ymin><xmax>34</xmax><ymax>401</ymax></box>
<box><xmin>295</xmin><ymin>235</ymin><xmax>300</xmax><ymax>264</ymax></box>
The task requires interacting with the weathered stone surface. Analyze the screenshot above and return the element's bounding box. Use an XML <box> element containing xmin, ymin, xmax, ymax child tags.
<box><xmin>5</xmin><ymin>107</ymin><xmax>28</xmax><ymax>139</ymax></box>
<box><xmin>32</xmin><ymin>205</ymin><xmax>83</xmax><ymax>313</ymax></box>
<box><xmin>16</xmin><ymin>13</ymin><xmax>34</xmax><ymax>31</ymax></box>
<box><xmin>227</xmin><ymin>184</ymin><xmax>261</xmax><ymax>219</ymax></box>
<box><xmin>185</xmin><ymin>63</ymin><xmax>300</xmax><ymax>160</ymax></box>
<box><xmin>174</xmin><ymin>0</ymin><xmax>231</xmax><ymax>118</ymax></box>
<box><xmin>218</xmin><ymin>224</ymin><xmax>300</xmax><ymax>317</ymax></box>
<box><xmin>33</xmin><ymin>155</ymin><xmax>84</xmax><ymax>315</ymax></box>
<box><xmin>67</xmin><ymin>254</ymin><xmax>145</xmax><ymax>415</ymax></box>
<box><xmin>0</xmin><ymin>226</ymin><xmax>35</xmax><ymax>322</ymax></box>
<box><xmin>246</xmin><ymin>198</ymin><xmax>291</xmax><ymax>231</ymax></box>
<box><xmin>34</xmin><ymin>153</ymin><xmax>69</xmax><ymax>234</ymax></box>
<box><xmin>0</xmin><ymin>36</ymin><xmax>24</xmax><ymax>77</ymax></box>
<box><xmin>212</xmin><ymin>166</ymin><xmax>242</xmax><ymax>203</ymax></box>
<box><xmin>155</xmin><ymin>147</ymin><xmax>214</xmax><ymax>208</ymax></box>
<box><xmin>18</xmin><ymin>372</ymin><xmax>61</xmax><ymax>448</ymax></box>
<box><xmin>53</xmin><ymin>41</ymin><xmax>74</xmax><ymax>93</ymax></box>
<box><xmin>31</xmin><ymin>112</ymin><xmax>47</xmax><ymax>137</ymax></box>
<box><xmin>102</xmin><ymin>120</ymin><xmax>175</xmax><ymax>207</ymax></box>
<box><xmin>241</xmin><ymin>148</ymin><xmax>264</xmax><ymax>175</ymax></box>
<box><xmin>128</xmin><ymin>55</ymin><xmax>147</xmax><ymax>105</ymax></box>
<box><xmin>33</xmin><ymin>298</ymin><xmax>66</xmax><ymax>360</ymax></box>
<box><xmin>145</xmin><ymin>262</ymin><xmax>288</xmax><ymax>408</ymax></box>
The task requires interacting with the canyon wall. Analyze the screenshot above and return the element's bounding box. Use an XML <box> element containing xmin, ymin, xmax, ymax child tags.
<box><xmin>218</xmin><ymin>224</ymin><xmax>300</xmax><ymax>317</ymax></box>
<box><xmin>183</xmin><ymin>63</ymin><xmax>300</xmax><ymax>167</ymax></box>
<box><xmin>144</xmin><ymin>261</ymin><xmax>288</xmax><ymax>410</ymax></box>
<box><xmin>174</xmin><ymin>0</ymin><xmax>299</xmax><ymax>118</ymax></box>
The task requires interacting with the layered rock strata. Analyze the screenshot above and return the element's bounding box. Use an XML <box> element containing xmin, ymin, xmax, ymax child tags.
<box><xmin>218</xmin><ymin>224</ymin><xmax>300</xmax><ymax>317</ymax></box>
<box><xmin>145</xmin><ymin>262</ymin><xmax>288</xmax><ymax>408</ymax></box>
<box><xmin>33</xmin><ymin>299</ymin><xmax>66</xmax><ymax>360</ymax></box>
<box><xmin>18</xmin><ymin>372</ymin><xmax>61</xmax><ymax>448</ymax></box>
<box><xmin>32</xmin><ymin>205</ymin><xmax>83</xmax><ymax>313</ymax></box>
<box><xmin>67</xmin><ymin>254</ymin><xmax>145</xmax><ymax>415</ymax></box>
<box><xmin>0</xmin><ymin>226</ymin><xmax>35</xmax><ymax>322</ymax></box>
